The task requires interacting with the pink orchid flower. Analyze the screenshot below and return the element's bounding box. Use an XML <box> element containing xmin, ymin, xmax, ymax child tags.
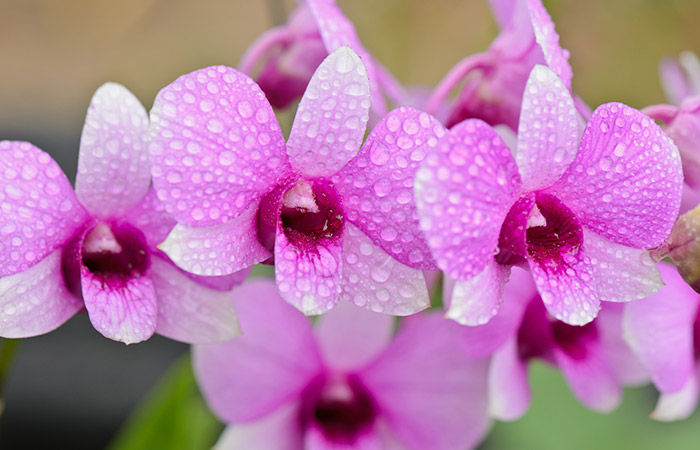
<box><xmin>149</xmin><ymin>47</ymin><xmax>444</xmax><ymax>316</ymax></box>
<box><xmin>455</xmin><ymin>268</ymin><xmax>647</xmax><ymax>420</ymax></box>
<box><xmin>416</xmin><ymin>64</ymin><xmax>683</xmax><ymax>326</ymax></box>
<box><xmin>644</xmin><ymin>52</ymin><xmax>700</xmax><ymax>213</ymax></box>
<box><xmin>624</xmin><ymin>263</ymin><xmax>700</xmax><ymax>421</ymax></box>
<box><xmin>425</xmin><ymin>0</ymin><xmax>579</xmax><ymax>130</ymax></box>
<box><xmin>238</xmin><ymin>0</ymin><xmax>403</xmax><ymax>120</ymax></box>
<box><xmin>0</xmin><ymin>83</ymin><xmax>246</xmax><ymax>344</ymax></box>
<box><xmin>194</xmin><ymin>279</ymin><xmax>491</xmax><ymax>450</ymax></box>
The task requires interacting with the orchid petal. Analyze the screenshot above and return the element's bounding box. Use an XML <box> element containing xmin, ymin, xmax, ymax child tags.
<box><xmin>0</xmin><ymin>141</ymin><xmax>89</xmax><ymax>276</ymax></box>
<box><xmin>76</xmin><ymin>83</ymin><xmax>151</xmax><ymax>218</ymax></box>
<box><xmin>340</xmin><ymin>223</ymin><xmax>429</xmax><ymax>316</ymax></box>
<box><xmin>122</xmin><ymin>187</ymin><xmax>176</xmax><ymax>248</ymax></box>
<box><xmin>193</xmin><ymin>279</ymin><xmax>322</xmax><ymax>422</ymax></box>
<box><xmin>0</xmin><ymin>250</ymin><xmax>82</xmax><ymax>338</ymax></box>
<box><xmin>652</xmin><ymin>367</ymin><xmax>700</xmax><ymax>422</ymax></box>
<box><xmin>548</xmin><ymin>103</ymin><xmax>683</xmax><ymax>249</ymax></box>
<box><xmin>287</xmin><ymin>47</ymin><xmax>370</xmax><ymax>178</ymax></box>
<box><xmin>415</xmin><ymin>119</ymin><xmax>521</xmax><ymax>280</ymax></box>
<box><xmin>335</xmin><ymin>107</ymin><xmax>445</xmax><ymax>270</ymax></box>
<box><xmin>488</xmin><ymin>336</ymin><xmax>532</xmax><ymax>421</ymax></box>
<box><xmin>516</xmin><ymin>65</ymin><xmax>579</xmax><ymax>191</ymax></box>
<box><xmin>149</xmin><ymin>66</ymin><xmax>289</xmax><ymax>227</ymax></box>
<box><xmin>213</xmin><ymin>404</ymin><xmax>303</xmax><ymax>450</ymax></box>
<box><xmin>444</xmin><ymin>259</ymin><xmax>509</xmax><ymax>326</ymax></box>
<box><xmin>151</xmin><ymin>255</ymin><xmax>240</xmax><ymax>344</ymax></box>
<box><xmin>526</xmin><ymin>0</ymin><xmax>572</xmax><ymax>89</ymax></box>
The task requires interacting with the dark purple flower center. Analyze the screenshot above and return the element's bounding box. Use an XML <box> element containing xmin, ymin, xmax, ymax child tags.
<box><xmin>81</xmin><ymin>222</ymin><xmax>149</xmax><ymax>278</ymax></box>
<box><xmin>280</xmin><ymin>179</ymin><xmax>344</xmax><ymax>247</ymax></box>
<box><xmin>551</xmin><ymin>320</ymin><xmax>598</xmax><ymax>361</ymax></box>
<box><xmin>693</xmin><ymin>307</ymin><xmax>700</xmax><ymax>359</ymax></box>
<box><xmin>525</xmin><ymin>193</ymin><xmax>583</xmax><ymax>266</ymax></box>
<box><xmin>302</xmin><ymin>374</ymin><xmax>376</xmax><ymax>444</ymax></box>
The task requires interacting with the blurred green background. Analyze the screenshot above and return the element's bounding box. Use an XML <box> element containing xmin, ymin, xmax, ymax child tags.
<box><xmin>1</xmin><ymin>0</ymin><xmax>700</xmax><ymax>449</ymax></box>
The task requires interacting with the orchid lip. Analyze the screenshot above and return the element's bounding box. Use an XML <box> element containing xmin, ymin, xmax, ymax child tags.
<box><xmin>301</xmin><ymin>373</ymin><xmax>377</xmax><ymax>444</ymax></box>
<box><xmin>81</xmin><ymin>222</ymin><xmax>150</xmax><ymax>279</ymax></box>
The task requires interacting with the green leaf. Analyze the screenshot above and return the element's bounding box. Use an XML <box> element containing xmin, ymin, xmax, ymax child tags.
<box><xmin>107</xmin><ymin>354</ymin><xmax>223</xmax><ymax>450</ymax></box>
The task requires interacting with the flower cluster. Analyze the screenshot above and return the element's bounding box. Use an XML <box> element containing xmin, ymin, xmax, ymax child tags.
<box><xmin>1</xmin><ymin>0</ymin><xmax>699</xmax><ymax>448</ymax></box>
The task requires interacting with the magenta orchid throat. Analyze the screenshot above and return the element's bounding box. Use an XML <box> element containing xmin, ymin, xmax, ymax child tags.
<box><xmin>0</xmin><ymin>0</ymin><xmax>698</xmax><ymax>448</ymax></box>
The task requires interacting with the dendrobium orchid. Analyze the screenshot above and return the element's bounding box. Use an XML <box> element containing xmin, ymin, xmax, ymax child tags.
<box><xmin>455</xmin><ymin>268</ymin><xmax>647</xmax><ymax>420</ymax></box>
<box><xmin>239</xmin><ymin>0</ymin><xmax>403</xmax><ymax>120</ymax></box>
<box><xmin>194</xmin><ymin>279</ymin><xmax>491</xmax><ymax>450</ymax></box>
<box><xmin>624</xmin><ymin>263</ymin><xmax>700</xmax><ymax>421</ymax></box>
<box><xmin>150</xmin><ymin>47</ymin><xmax>444</xmax><ymax>316</ymax></box>
<box><xmin>416</xmin><ymin>64</ymin><xmax>683</xmax><ymax>326</ymax></box>
<box><xmin>0</xmin><ymin>84</ymin><xmax>246</xmax><ymax>345</ymax></box>
<box><xmin>644</xmin><ymin>51</ymin><xmax>700</xmax><ymax>213</ymax></box>
<box><xmin>425</xmin><ymin>0</ymin><xmax>577</xmax><ymax>130</ymax></box>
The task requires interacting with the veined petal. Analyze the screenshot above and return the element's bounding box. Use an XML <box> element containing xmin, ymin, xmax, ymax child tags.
<box><xmin>334</xmin><ymin>107</ymin><xmax>446</xmax><ymax>270</ymax></box>
<box><xmin>415</xmin><ymin>119</ymin><xmax>521</xmax><ymax>281</ymax></box>
<box><xmin>0</xmin><ymin>141</ymin><xmax>89</xmax><ymax>276</ymax></box>
<box><xmin>287</xmin><ymin>47</ymin><xmax>370</xmax><ymax>178</ymax></box>
<box><xmin>0</xmin><ymin>250</ymin><xmax>82</xmax><ymax>338</ymax></box>
<box><xmin>488</xmin><ymin>336</ymin><xmax>532</xmax><ymax>421</ymax></box>
<box><xmin>193</xmin><ymin>279</ymin><xmax>323</xmax><ymax>422</ymax></box>
<box><xmin>149</xmin><ymin>66</ymin><xmax>289</xmax><ymax>227</ymax></box>
<box><xmin>340</xmin><ymin>223</ymin><xmax>429</xmax><ymax>316</ymax></box>
<box><xmin>275</xmin><ymin>220</ymin><xmax>343</xmax><ymax>315</ymax></box>
<box><xmin>159</xmin><ymin>205</ymin><xmax>270</xmax><ymax>276</ymax></box>
<box><xmin>547</xmin><ymin>102</ymin><xmax>683</xmax><ymax>249</ymax></box>
<box><xmin>122</xmin><ymin>187</ymin><xmax>176</xmax><ymax>248</ymax></box>
<box><xmin>583</xmin><ymin>229</ymin><xmax>663</xmax><ymax>303</ymax></box>
<box><xmin>526</xmin><ymin>0</ymin><xmax>572</xmax><ymax>90</ymax></box>
<box><xmin>305</xmin><ymin>0</ymin><xmax>387</xmax><ymax>118</ymax></box>
<box><xmin>81</xmin><ymin>262</ymin><xmax>157</xmax><ymax>344</ymax></box>
<box><xmin>516</xmin><ymin>65</ymin><xmax>579</xmax><ymax>191</ymax></box>
<box><xmin>361</xmin><ymin>314</ymin><xmax>490</xmax><ymax>450</ymax></box>
<box><xmin>444</xmin><ymin>259</ymin><xmax>509</xmax><ymax>326</ymax></box>
<box><xmin>151</xmin><ymin>255</ymin><xmax>240</xmax><ymax>344</ymax></box>
<box><xmin>315</xmin><ymin>299</ymin><xmax>393</xmax><ymax>371</ymax></box>
<box><xmin>76</xmin><ymin>83</ymin><xmax>151</xmax><ymax>218</ymax></box>
<box><xmin>623</xmin><ymin>263</ymin><xmax>698</xmax><ymax>393</ymax></box>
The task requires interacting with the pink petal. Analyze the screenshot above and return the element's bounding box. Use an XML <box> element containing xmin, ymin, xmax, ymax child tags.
<box><xmin>274</xmin><ymin>219</ymin><xmax>343</xmax><ymax>315</ymax></box>
<box><xmin>193</xmin><ymin>279</ymin><xmax>322</xmax><ymax>422</ymax></box>
<box><xmin>81</xmin><ymin>261</ymin><xmax>157</xmax><ymax>344</ymax></box>
<box><xmin>488</xmin><ymin>336</ymin><xmax>532</xmax><ymax>421</ymax></box>
<box><xmin>122</xmin><ymin>187</ymin><xmax>176</xmax><ymax>248</ymax></box>
<box><xmin>455</xmin><ymin>266</ymin><xmax>536</xmax><ymax>358</ymax></box>
<box><xmin>659</xmin><ymin>53</ymin><xmax>700</xmax><ymax>106</ymax></box>
<box><xmin>547</xmin><ymin>103</ymin><xmax>683</xmax><ymax>249</ymax></box>
<box><xmin>0</xmin><ymin>250</ymin><xmax>82</xmax><ymax>338</ymax></box>
<box><xmin>553</xmin><ymin>332</ymin><xmax>621</xmax><ymax>412</ymax></box>
<box><xmin>150</xmin><ymin>255</ymin><xmax>240</xmax><ymax>344</ymax></box>
<box><xmin>652</xmin><ymin>366</ymin><xmax>700</xmax><ymax>421</ymax></box>
<box><xmin>415</xmin><ymin>119</ymin><xmax>521</xmax><ymax>280</ymax></box>
<box><xmin>361</xmin><ymin>314</ymin><xmax>490</xmax><ymax>450</ymax></box>
<box><xmin>315</xmin><ymin>299</ymin><xmax>393</xmax><ymax>371</ymax></box>
<box><xmin>516</xmin><ymin>65</ymin><xmax>579</xmax><ymax>191</ymax></box>
<box><xmin>487</xmin><ymin>0</ymin><xmax>518</xmax><ymax>28</ymax></box>
<box><xmin>334</xmin><ymin>107</ymin><xmax>446</xmax><ymax>270</ymax></box>
<box><xmin>596</xmin><ymin>303</ymin><xmax>649</xmax><ymax>386</ymax></box>
<box><xmin>623</xmin><ymin>263</ymin><xmax>698</xmax><ymax>393</ymax></box>
<box><xmin>305</xmin><ymin>0</ymin><xmax>387</xmax><ymax>118</ymax></box>
<box><xmin>305</xmin><ymin>424</ymin><xmax>383</xmax><ymax>450</ymax></box>
<box><xmin>444</xmin><ymin>259</ymin><xmax>509</xmax><ymax>326</ymax></box>
<box><xmin>159</xmin><ymin>205</ymin><xmax>270</xmax><ymax>276</ymax></box>
<box><xmin>286</xmin><ymin>47</ymin><xmax>370</xmax><ymax>178</ymax></box>
<box><xmin>214</xmin><ymin>402</ymin><xmax>303</xmax><ymax>450</ymax></box>
<box><xmin>583</xmin><ymin>229</ymin><xmax>663</xmax><ymax>303</ymax></box>
<box><xmin>340</xmin><ymin>223</ymin><xmax>429</xmax><ymax>316</ymax></box>
<box><xmin>526</xmin><ymin>0</ymin><xmax>572</xmax><ymax>90</ymax></box>
<box><xmin>0</xmin><ymin>141</ymin><xmax>89</xmax><ymax>276</ymax></box>
<box><xmin>529</xmin><ymin>245</ymin><xmax>600</xmax><ymax>326</ymax></box>
<box><xmin>149</xmin><ymin>66</ymin><xmax>289</xmax><ymax>227</ymax></box>
<box><xmin>76</xmin><ymin>83</ymin><xmax>151</xmax><ymax>218</ymax></box>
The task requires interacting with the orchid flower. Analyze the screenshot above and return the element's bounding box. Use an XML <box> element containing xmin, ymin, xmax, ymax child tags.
<box><xmin>416</xmin><ymin>64</ymin><xmax>683</xmax><ymax>326</ymax></box>
<box><xmin>239</xmin><ymin>0</ymin><xmax>404</xmax><ymax>121</ymax></box>
<box><xmin>624</xmin><ymin>263</ymin><xmax>700</xmax><ymax>421</ymax></box>
<box><xmin>455</xmin><ymin>268</ymin><xmax>647</xmax><ymax>420</ymax></box>
<box><xmin>0</xmin><ymin>83</ymin><xmax>246</xmax><ymax>344</ymax></box>
<box><xmin>425</xmin><ymin>0</ymin><xmax>580</xmax><ymax>130</ymax></box>
<box><xmin>644</xmin><ymin>51</ymin><xmax>700</xmax><ymax>213</ymax></box>
<box><xmin>194</xmin><ymin>279</ymin><xmax>491</xmax><ymax>450</ymax></box>
<box><xmin>149</xmin><ymin>47</ymin><xmax>443</xmax><ymax>316</ymax></box>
